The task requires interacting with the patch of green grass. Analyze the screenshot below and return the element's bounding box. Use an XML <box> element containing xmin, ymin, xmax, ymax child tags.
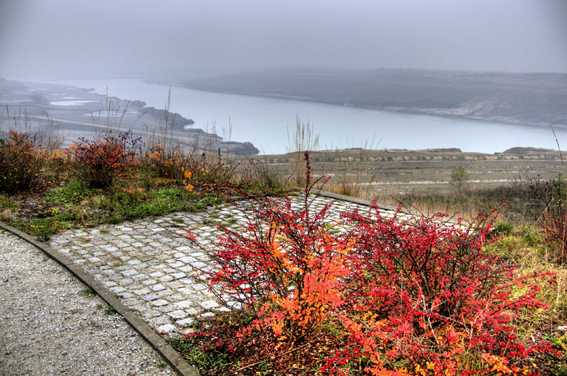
<box><xmin>104</xmin><ymin>305</ymin><xmax>118</xmax><ymax>315</ymax></box>
<box><xmin>488</xmin><ymin>221</ymin><xmax>515</xmax><ymax>239</ymax></box>
<box><xmin>221</xmin><ymin>218</ymin><xmax>238</xmax><ymax>227</ymax></box>
<box><xmin>156</xmin><ymin>187</ymin><xmax>185</xmax><ymax>200</ymax></box>
<box><xmin>0</xmin><ymin>194</ymin><xmax>16</xmax><ymax>209</ymax></box>
<box><xmin>17</xmin><ymin>217</ymin><xmax>73</xmax><ymax>241</ymax></box>
<box><xmin>173</xmin><ymin>334</ymin><xmax>231</xmax><ymax>373</ymax></box>
<box><xmin>199</xmin><ymin>196</ymin><xmax>221</xmax><ymax>206</ymax></box>
<box><xmin>156</xmin><ymin>361</ymin><xmax>168</xmax><ymax>369</ymax></box>
<box><xmin>45</xmin><ymin>179</ymin><xmax>91</xmax><ymax>204</ymax></box>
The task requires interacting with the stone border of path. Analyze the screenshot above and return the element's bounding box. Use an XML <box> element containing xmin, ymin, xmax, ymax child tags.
<box><xmin>0</xmin><ymin>190</ymin><xmax>420</xmax><ymax>376</ymax></box>
<box><xmin>0</xmin><ymin>222</ymin><xmax>200</xmax><ymax>376</ymax></box>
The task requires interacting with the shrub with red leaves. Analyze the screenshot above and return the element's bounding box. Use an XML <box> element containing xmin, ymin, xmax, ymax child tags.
<box><xmin>0</xmin><ymin>130</ymin><xmax>47</xmax><ymax>193</ymax></box>
<box><xmin>66</xmin><ymin>132</ymin><xmax>138</xmax><ymax>188</ymax></box>
<box><xmin>328</xmin><ymin>205</ymin><xmax>556</xmax><ymax>375</ymax></box>
<box><xmin>183</xmin><ymin>152</ymin><xmax>559</xmax><ymax>376</ymax></box>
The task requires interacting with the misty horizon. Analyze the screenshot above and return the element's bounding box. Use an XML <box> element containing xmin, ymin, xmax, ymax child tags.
<box><xmin>1</xmin><ymin>0</ymin><xmax>566</xmax><ymax>81</ymax></box>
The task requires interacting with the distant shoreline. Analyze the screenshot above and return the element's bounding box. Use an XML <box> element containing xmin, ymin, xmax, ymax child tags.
<box><xmin>167</xmin><ymin>68</ymin><xmax>567</xmax><ymax>132</ymax></box>
<box><xmin>172</xmin><ymin>85</ymin><xmax>566</xmax><ymax>131</ymax></box>
<box><xmin>0</xmin><ymin>78</ymin><xmax>260</xmax><ymax>155</ymax></box>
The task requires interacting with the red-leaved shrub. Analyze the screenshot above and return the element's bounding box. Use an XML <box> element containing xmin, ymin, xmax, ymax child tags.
<box><xmin>66</xmin><ymin>132</ymin><xmax>138</xmax><ymax>188</ymax></box>
<box><xmin>326</xmin><ymin>205</ymin><xmax>555</xmax><ymax>375</ymax></box>
<box><xmin>184</xmin><ymin>152</ymin><xmax>559</xmax><ymax>375</ymax></box>
<box><xmin>0</xmin><ymin>130</ymin><xmax>47</xmax><ymax>193</ymax></box>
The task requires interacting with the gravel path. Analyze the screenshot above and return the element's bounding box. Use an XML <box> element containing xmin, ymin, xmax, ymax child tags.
<box><xmin>0</xmin><ymin>229</ymin><xmax>175</xmax><ymax>376</ymax></box>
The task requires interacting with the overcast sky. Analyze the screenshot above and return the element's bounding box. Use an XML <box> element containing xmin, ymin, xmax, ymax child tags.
<box><xmin>1</xmin><ymin>0</ymin><xmax>566</xmax><ymax>80</ymax></box>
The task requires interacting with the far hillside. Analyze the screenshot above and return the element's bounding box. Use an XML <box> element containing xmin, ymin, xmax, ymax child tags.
<box><xmin>173</xmin><ymin>68</ymin><xmax>567</xmax><ymax>128</ymax></box>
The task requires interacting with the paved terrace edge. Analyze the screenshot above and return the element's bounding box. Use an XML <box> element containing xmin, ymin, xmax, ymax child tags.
<box><xmin>0</xmin><ymin>221</ymin><xmax>200</xmax><ymax>376</ymax></box>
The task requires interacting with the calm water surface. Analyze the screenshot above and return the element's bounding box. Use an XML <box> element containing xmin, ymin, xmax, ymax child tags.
<box><xmin>53</xmin><ymin>78</ymin><xmax>567</xmax><ymax>155</ymax></box>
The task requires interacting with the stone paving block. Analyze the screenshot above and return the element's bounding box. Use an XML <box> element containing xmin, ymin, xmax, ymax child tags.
<box><xmin>192</xmin><ymin>284</ymin><xmax>207</xmax><ymax>291</ymax></box>
<box><xmin>159</xmin><ymin>275</ymin><xmax>174</xmax><ymax>283</ymax></box>
<box><xmin>176</xmin><ymin>317</ymin><xmax>194</xmax><ymax>327</ymax></box>
<box><xmin>144</xmin><ymin>310</ymin><xmax>162</xmax><ymax>318</ymax></box>
<box><xmin>152</xmin><ymin>316</ymin><xmax>172</xmax><ymax>326</ymax></box>
<box><xmin>177</xmin><ymin>287</ymin><xmax>194</xmax><ymax>295</ymax></box>
<box><xmin>156</xmin><ymin>324</ymin><xmax>177</xmax><ymax>335</ymax></box>
<box><xmin>167</xmin><ymin>310</ymin><xmax>189</xmax><ymax>319</ymax></box>
<box><xmin>199</xmin><ymin>300</ymin><xmax>220</xmax><ymax>310</ymax></box>
<box><xmin>142</xmin><ymin>294</ymin><xmax>160</xmax><ymax>301</ymax></box>
<box><xmin>168</xmin><ymin>294</ymin><xmax>185</xmax><ymax>302</ymax></box>
<box><xmin>159</xmin><ymin>306</ymin><xmax>176</xmax><ymax>314</ymax></box>
<box><xmin>167</xmin><ymin>281</ymin><xmax>183</xmax><ymax>289</ymax></box>
<box><xmin>151</xmin><ymin>299</ymin><xmax>169</xmax><ymax>307</ymax></box>
<box><xmin>121</xmin><ymin>269</ymin><xmax>137</xmax><ymax>277</ymax></box>
<box><xmin>157</xmin><ymin>289</ymin><xmax>174</xmax><ymax>297</ymax></box>
<box><xmin>174</xmin><ymin>300</ymin><xmax>193</xmax><ymax>309</ymax></box>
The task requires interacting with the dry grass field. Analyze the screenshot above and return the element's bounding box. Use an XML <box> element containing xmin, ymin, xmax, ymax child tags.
<box><xmin>228</xmin><ymin>147</ymin><xmax>566</xmax><ymax>221</ymax></box>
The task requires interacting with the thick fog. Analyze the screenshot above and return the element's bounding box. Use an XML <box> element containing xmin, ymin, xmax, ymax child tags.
<box><xmin>1</xmin><ymin>0</ymin><xmax>566</xmax><ymax>80</ymax></box>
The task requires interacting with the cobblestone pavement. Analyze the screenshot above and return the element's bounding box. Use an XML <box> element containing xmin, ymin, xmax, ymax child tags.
<box><xmin>50</xmin><ymin>194</ymin><xmax>412</xmax><ymax>338</ymax></box>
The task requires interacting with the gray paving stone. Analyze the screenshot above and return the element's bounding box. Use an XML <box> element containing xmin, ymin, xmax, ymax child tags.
<box><xmin>144</xmin><ymin>310</ymin><xmax>162</xmax><ymax>318</ymax></box>
<box><xmin>156</xmin><ymin>324</ymin><xmax>177</xmax><ymax>335</ymax></box>
<box><xmin>174</xmin><ymin>300</ymin><xmax>193</xmax><ymax>309</ymax></box>
<box><xmin>199</xmin><ymin>300</ymin><xmax>220</xmax><ymax>310</ymax></box>
<box><xmin>157</xmin><ymin>289</ymin><xmax>174</xmax><ymax>297</ymax></box>
<box><xmin>151</xmin><ymin>299</ymin><xmax>169</xmax><ymax>307</ymax></box>
<box><xmin>142</xmin><ymin>294</ymin><xmax>160</xmax><ymax>301</ymax></box>
<box><xmin>159</xmin><ymin>275</ymin><xmax>174</xmax><ymax>283</ymax></box>
<box><xmin>158</xmin><ymin>305</ymin><xmax>176</xmax><ymax>314</ymax></box>
<box><xmin>167</xmin><ymin>310</ymin><xmax>188</xmax><ymax>319</ymax></box>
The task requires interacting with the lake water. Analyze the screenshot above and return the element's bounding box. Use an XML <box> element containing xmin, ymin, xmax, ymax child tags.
<box><xmin>53</xmin><ymin>78</ymin><xmax>567</xmax><ymax>155</ymax></box>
